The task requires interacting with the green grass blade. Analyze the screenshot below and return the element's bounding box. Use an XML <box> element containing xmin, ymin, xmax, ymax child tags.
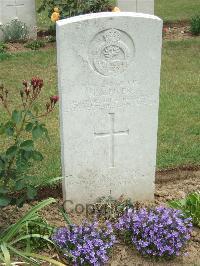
<box><xmin>10</xmin><ymin>234</ymin><xmax>54</xmax><ymax>246</ymax></box>
<box><xmin>29</xmin><ymin>220</ymin><xmax>54</xmax><ymax>231</ymax></box>
<box><xmin>59</xmin><ymin>207</ymin><xmax>72</xmax><ymax>225</ymax></box>
<box><xmin>23</xmin><ymin>252</ymin><xmax>66</xmax><ymax>266</ymax></box>
<box><xmin>2</xmin><ymin>198</ymin><xmax>56</xmax><ymax>243</ymax></box>
<box><xmin>0</xmin><ymin>243</ymin><xmax>11</xmax><ymax>266</ymax></box>
<box><xmin>0</xmin><ymin>252</ymin><xmax>5</xmax><ymax>263</ymax></box>
<box><xmin>7</xmin><ymin>244</ymin><xmax>39</xmax><ymax>265</ymax></box>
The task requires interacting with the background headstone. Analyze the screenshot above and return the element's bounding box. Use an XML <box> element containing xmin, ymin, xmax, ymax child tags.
<box><xmin>117</xmin><ymin>0</ymin><xmax>154</xmax><ymax>15</ymax></box>
<box><xmin>0</xmin><ymin>0</ymin><xmax>37</xmax><ymax>40</ymax></box>
<box><xmin>57</xmin><ymin>12</ymin><xmax>162</xmax><ymax>204</ymax></box>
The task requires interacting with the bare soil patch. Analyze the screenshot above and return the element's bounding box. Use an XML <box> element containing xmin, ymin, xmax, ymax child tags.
<box><xmin>6</xmin><ymin>40</ymin><xmax>55</xmax><ymax>53</ymax></box>
<box><xmin>163</xmin><ymin>25</ymin><xmax>200</xmax><ymax>40</ymax></box>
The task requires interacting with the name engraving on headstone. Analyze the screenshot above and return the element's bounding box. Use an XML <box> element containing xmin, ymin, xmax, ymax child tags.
<box><xmin>89</xmin><ymin>28</ymin><xmax>135</xmax><ymax>76</ymax></box>
<box><xmin>65</xmin><ymin>80</ymin><xmax>136</xmax><ymax>112</ymax></box>
<box><xmin>64</xmin><ymin>80</ymin><xmax>155</xmax><ymax>112</ymax></box>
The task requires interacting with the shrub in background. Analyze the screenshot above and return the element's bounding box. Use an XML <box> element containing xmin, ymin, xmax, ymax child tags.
<box><xmin>190</xmin><ymin>15</ymin><xmax>200</xmax><ymax>35</ymax></box>
<box><xmin>52</xmin><ymin>220</ymin><xmax>116</xmax><ymax>265</ymax></box>
<box><xmin>38</xmin><ymin>0</ymin><xmax>113</xmax><ymax>20</ymax></box>
<box><xmin>115</xmin><ymin>207</ymin><xmax>192</xmax><ymax>258</ymax></box>
<box><xmin>168</xmin><ymin>192</ymin><xmax>200</xmax><ymax>227</ymax></box>
<box><xmin>38</xmin><ymin>0</ymin><xmax>114</xmax><ymax>36</ymax></box>
<box><xmin>0</xmin><ymin>19</ymin><xmax>28</xmax><ymax>43</ymax></box>
<box><xmin>0</xmin><ymin>78</ymin><xmax>59</xmax><ymax>207</ymax></box>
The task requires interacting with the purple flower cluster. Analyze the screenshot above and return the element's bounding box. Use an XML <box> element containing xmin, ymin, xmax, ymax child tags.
<box><xmin>115</xmin><ymin>206</ymin><xmax>192</xmax><ymax>258</ymax></box>
<box><xmin>51</xmin><ymin>220</ymin><xmax>116</xmax><ymax>265</ymax></box>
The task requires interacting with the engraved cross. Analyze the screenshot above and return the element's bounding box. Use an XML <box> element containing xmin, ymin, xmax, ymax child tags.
<box><xmin>94</xmin><ymin>113</ymin><xmax>129</xmax><ymax>168</ymax></box>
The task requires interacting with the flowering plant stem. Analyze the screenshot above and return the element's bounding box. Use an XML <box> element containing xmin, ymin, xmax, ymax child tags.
<box><xmin>0</xmin><ymin>78</ymin><xmax>59</xmax><ymax>207</ymax></box>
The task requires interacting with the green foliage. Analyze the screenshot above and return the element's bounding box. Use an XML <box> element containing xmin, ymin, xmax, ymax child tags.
<box><xmin>0</xmin><ymin>42</ymin><xmax>10</xmax><ymax>61</ymax></box>
<box><xmin>0</xmin><ymin>52</ymin><xmax>11</xmax><ymax>61</ymax></box>
<box><xmin>0</xmin><ymin>42</ymin><xmax>8</xmax><ymax>53</ymax></box>
<box><xmin>46</xmin><ymin>35</ymin><xmax>56</xmax><ymax>43</ymax></box>
<box><xmin>0</xmin><ymin>78</ymin><xmax>59</xmax><ymax>207</ymax></box>
<box><xmin>25</xmin><ymin>40</ymin><xmax>46</xmax><ymax>50</ymax></box>
<box><xmin>38</xmin><ymin>0</ymin><xmax>113</xmax><ymax>19</ymax></box>
<box><xmin>168</xmin><ymin>192</ymin><xmax>200</xmax><ymax>227</ymax></box>
<box><xmin>0</xmin><ymin>198</ymin><xmax>66</xmax><ymax>265</ymax></box>
<box><xmin>0</xmin><ymin>19</ymin><xmax>28</xmax><ymax>43</ymax></box>
<box><xmin>190</xmin><ymin>15</ymin><xmax>200</xmax><ymax>35</ymax></box>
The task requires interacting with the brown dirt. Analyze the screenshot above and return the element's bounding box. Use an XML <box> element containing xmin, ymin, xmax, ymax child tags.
<box><xmin>6</xmin><ymin>40</ymin><xmax>55</xmax><ymax>53</ymax></box>
<box><xmin>0</xmin><ymin>167</ymin><xmax>199</xmax><ymax>265</ymax></box>
<box><xmin>162</xmin><ymin>25</ymin><xmax>200</xmax><ymax>40</ymax></box>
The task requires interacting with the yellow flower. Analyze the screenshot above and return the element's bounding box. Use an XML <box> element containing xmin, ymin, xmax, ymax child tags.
<box><xmin>51</xmin><ymin>11</ymin><xmax>60</xmax><ymax>22</ymax></box>
<box><xmin>54</xmin><ymin>7</ymin><xmax>59</xmax><ymax>13</ymax></box>
<box><xmin>112</xmin><ymin>6</ymin><xmax>121</xmax><ymax>12</ymax></box>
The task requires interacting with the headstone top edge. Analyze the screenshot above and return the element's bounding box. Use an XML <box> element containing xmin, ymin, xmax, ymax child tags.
<box><xmin>56</xmin><ymin>12</ymin><xmax>162</xmax><ymax>27</ymax></box>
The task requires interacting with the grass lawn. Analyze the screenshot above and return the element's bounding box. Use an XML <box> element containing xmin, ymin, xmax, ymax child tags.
<box><xmin>0</xmin><ymin>39</ymin><xmax>199</xmax><ymax>183</ymax></box>
<box><xmin>158</xmin><ymin>39</ymin><xmax>200</xmax><ymax>168</ymax></box>
<box><xmin>155</xmin><ymin>0</ymin><xmax>200</xmax><ymax>23</ymax></box>
<box><xmin>36</xmin><ymin>0</ymin><xmax>200</xmax><ymax>29</ymax></box>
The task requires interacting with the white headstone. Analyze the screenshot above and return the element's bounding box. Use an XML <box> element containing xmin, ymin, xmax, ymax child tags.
<box><xmin>0</xmin><ymin>0</ymin><xmax>37</xmax><ymax>40</ymax></box>
<box><xmin>117</xmin><ymin>0</ymin><xmax>154</xmax><ymax>15</ymax></box>
<box><xmin>57</xmin><ymin>12</ymin><xmax>162</xmax><ymax>204</ymax></box>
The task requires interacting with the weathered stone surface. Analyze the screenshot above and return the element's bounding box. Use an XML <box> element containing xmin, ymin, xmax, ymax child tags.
<box><xmin>117</xmin><ymin>0</ymin><xmax>154</xmax><ymax>14</ymax></box>
<box><xmin>57</xmin><ymin>12</ymin><xmax>163</xmax><ymax>204</ymax></box>
<box><xmin>0</xmin><ymin>0</ymin><xmax>37</xmax><ymax>40</ymax></box>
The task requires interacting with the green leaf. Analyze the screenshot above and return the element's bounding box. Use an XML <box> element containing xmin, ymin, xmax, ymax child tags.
<box><xmin>0</xmin><ymin>243</ymin><xmax>11</xmax><ymax>266</ymax></box>
<box><xmin>168</xmin><ymin>200</ymin><xmax>184</xmax><ymax>210</ymax></box>
<box><xmin>32</xmin><ymin>151</ymin><xmax>43</xmax><ymax>161</ymax></box>
<box><xmin>25</xmin><ymin>122</ymin><xmax>33</xmax><ymax>132</ymax></box>
<box><xmin>0</xmin><ymin>157</ymin><xmax>5</xmax><ymax>171</ymax></box>
<box><xmin>22</xmin><ymin>150</ymin><xmax>33</xmax><ymax>160</ymax></box>
<box><xmin>7</xmin><ymin>245</ymin><xmax>39</xmax><ymax>265</ymax></box>
<box><xmin>33</xmin><ymin>105</ymin><xmax>39</xmax><ymax>115</ymax></box>
<box><xmin>27</xmin><ymin>186</ymin><xmax>37</xmax><ymax>200</ymax></box>
<box><xmin>0</xmin><ymin>253</ymin><xmax>5</xmax><ymax>263</ymax></box>
<box><xmin>43</xmin><ymin>127</ymin><xmax>50</xmax><ymax>142</ymax></box>
<box><xmin>32</xmin><ymin>125</ymin><xmax>44</xmax><ymax>140</ymax></box>
<box><xmin>15</xmin><ymin>180</ymin><xmax>26</xmax><ymax>191</ymax></box>
<box><xmin>0</xmin><ymin>187</ymin><xmax>8</xmax><ymax>194</ymax></box>
<box><xmin>2</xmin><ymin>198</ymin><xmax>56</xmax><ymax>242</ymax></box>
<box><xmin>6</xmin><ymin>145</ymin><xmax>18</xmax><ymax>157</ymax></box>
<box><xmin>187</xmin><ymin>193</ymin><xmax>198</xmax><ymax>205</ymax></box>
<box><xmin>12</xmin><ymin>110</ymin><xmax>22</xmax><ymax>124</ymax></box>
<box><xmin>23</xmin><ymin>252</ymin><xmax>67</xmax><ymax>266</ymax></box>
<box><xmin>0</xmin><ymin>124</ymin><xmax>5</xmax><ymax>135</ymax></box>
<box><xmin>59</xmin><ymin>207</ymin><xmax>72</xmax><ymax>225</ymax></box>
<box><xmin>5</xmin><ymin>122</ymin><xmax>14</xmax><ymax>136</ymax></box>
<box><xmin>10</xmin><ymin>234</ymin><xmax>52</xmax><ymax>245</ymax></box>
<box><xmin>0</xmin><ymin>196</ymin><xmax>11</xmax><ymax>207</ymax></box>
<box><xmin>20</xmin><ymin>140</ymin><xmax>34</xmax><ymax>151</ymax></box>
<box><xmin>16</xmin><ymin>196</ymin><xmax>26</xmax><ymax>208</ymax></box>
